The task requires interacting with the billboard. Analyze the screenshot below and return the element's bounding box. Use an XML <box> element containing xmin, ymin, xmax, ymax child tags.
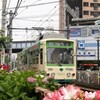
<box><xmin>70</xmin><ymin>28</ymin><xmax>81</xmax><ymax>37</ymax></box>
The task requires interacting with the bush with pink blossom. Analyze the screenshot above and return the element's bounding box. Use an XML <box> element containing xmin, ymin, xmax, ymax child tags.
<box><xmin>43</xmin><ymin>85</ymin><xmax>100</xmax><ymax>100</ymax></box>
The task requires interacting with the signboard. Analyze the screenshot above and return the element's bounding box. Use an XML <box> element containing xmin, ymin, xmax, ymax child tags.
<box><xmin>77</xmin><ymin>40</ymin><xmax>85</xmax><ymax>49</ymax></box>
<box><xmin>77</xmin><ymin>50</ymin><xmax>95</xmax><ymax>57</ymax></box>
<box><xmin>70</xmin><ymin>28</ymin><xmax>81</xmax><ymax>37</ymax></box>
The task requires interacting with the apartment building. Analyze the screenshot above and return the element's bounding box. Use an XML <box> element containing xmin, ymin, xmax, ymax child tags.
<box><xmin>83</xmin><ymin>0</ymin><xmax>100</xmax><ymax>18</ymax></box>
<box><xmin>59</xmin><ymin>0</ymin><xmax>100</xmax><ymax>30</ymax></box>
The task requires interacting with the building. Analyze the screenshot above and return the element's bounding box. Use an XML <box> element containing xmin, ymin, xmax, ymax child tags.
<box><xmin>59</xmin><ymin>0</ymin><xmax>100</xmax><ymax>30</ymax></box>
<box><xmin>69</xmin><ymin>25</ymin><xmax>100</xmax><ymax>68</ymax></box>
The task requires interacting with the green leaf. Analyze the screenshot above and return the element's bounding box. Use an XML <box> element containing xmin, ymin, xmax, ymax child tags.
<box><xmin>8</xmin><ymin>97</ymin><xmax>18</xmax><ymax>100</ymax></box>
<box><xmin>20</xmin><ymin>77</ymin><xmax>25</xmax><ymax>83</ymax></box>
<box><xmin>6</xmin><ymin>92</ymin><xmax>13</xmax><ymax>97</ymax></box>
<box><xmin>19</xmin><ymin>92</ymin><xmax>27</xmax><ymax>97</ymax></box>
<box><xmin>0</xmin><ymin>86</ymin><xmax>5</xmax><ymax>92</ymax></box>
<box><xmin>22</xmin><ymin>96</ymin><xmax>36</xmax><ymax>100</ymax></box>
<box><xmin>13</xmin><ymin>86</ymin><xmax>19</xmax><ymax>96</ymax></box>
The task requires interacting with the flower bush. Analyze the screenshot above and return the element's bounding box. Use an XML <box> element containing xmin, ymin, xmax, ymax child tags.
<box><xmin>43</xmin><ymin>85</ymin><xmax>100</xmax><ymax>100</ymax></box>
<box><xmin>0</xmin><ymin>69</ymin><xmax>100</xmax><ymax>100</ymax></box>
<box><xmin>0</xmin><ymin>70</ymin><xmax>60</xmax><ymax>100</ymax></box>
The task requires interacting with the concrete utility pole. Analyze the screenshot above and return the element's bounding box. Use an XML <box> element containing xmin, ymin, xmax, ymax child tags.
<box><xmin>1</xmin><ymin>0</ymin><xmax>7</xmax><ymax>65</ymax></box>
<box><xmin>66</xmin><ymin>11</ymin><xmax>70</xmax><ymax>39</ymax></box>
<box><xmin>7</xmin><ymin>10</ymin><xmax>13</xmax><ymax>69</ymax></box>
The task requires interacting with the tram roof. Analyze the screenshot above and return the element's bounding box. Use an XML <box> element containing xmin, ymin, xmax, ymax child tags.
<box><xmin>36</xmin><ymin>33</ymin><xmax>67</xmax><ymax>41</ymax></box>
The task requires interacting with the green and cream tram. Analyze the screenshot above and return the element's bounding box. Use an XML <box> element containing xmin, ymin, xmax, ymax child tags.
<box><xmin>17</xmin><ymin>33</ymin><xmax>77</xmax><ymax>82</ymax></box>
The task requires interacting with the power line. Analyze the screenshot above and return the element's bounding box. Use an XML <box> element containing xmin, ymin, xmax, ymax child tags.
<box><xmin>0</xmin><ymin>1</ymin><xmax>61</xmax><ymax>11</ymax></box>
<box><xmin>9</xmin><ymin>27</ymin><xmax>68</xmax><ymax>32</ymax></box>
<box><xmin>33</xmin><ymin>3</ymin><xmax>59</xmax><ymax>27</ymax></box>
<box><xmin>38</xmin><ymin>8</ymin><xmax>59</xmax><ymax>26</ymax></box>
<box><xmin>6</xmin><ymin>0</ymin><xmax>11</xmax><ymax>11</ymax></box>
<box><xmin>14</xmin><ymin>13</ymin><xmax>59</xmax><ymax>19</ymax></box>
<box><xmin>14</xmin><ymin>18</ymin><xmax>59</xmax><ymax>22</ymax></box>
<box><xmin>18</xmin><ymin>0</ymin><xmax>40</xmax><ymax>16</ymax></box>
<box><xmin>7</xmin><ymin>0</ymin><xmax>23</xmax><ymax>27</ymax></box>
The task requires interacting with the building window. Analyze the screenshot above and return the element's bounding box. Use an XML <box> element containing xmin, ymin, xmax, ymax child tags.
<box><xmin>83</xmin><ymin>11</ymin><xmax>89</xmax><ymax>15</ymax></box>
<box><xmin>83</xmin><ymin>2</ymin><xmax>89</xmax><ymax>7</ymax></box>
<box><xmin>22</xmin><ymin>43</ymin><xmax>26</xmax><ymax>48</ymax></box>
<box><xmin>90</xmin><ymin>11</ymin><xmax>94</xmax><ymax>15</ymax></box>
<box><xmin>94</xmin><ymin>0</ymin><xmax>98</xmax><ymax>2</ymax></box>
<box><xmin>98</xmin><ymin>12</ymin><xmax>100</xmax><ymax>16</ymax></box>
<box><xmin>12</xmin><ymin>43</ymin><xmax>17</xmax><ymax>49</ymax></box>
<box><xmin>94</xmin><ymin>4</ymin><xmax>98</xmax><ymax>10</ymax></box>
<box><xmin>94</xmin><ymin>12</ymin><xmax>98</xmax><ymax>17</ymax></box>
<box><xmin>16</xmin><ymin>43</ymin><xmax>21</xmax><ymax>48</ymax></box>
<box><xmin>90</xmin><ymin>3</ymin><xmax>94</xmax><ymax>7</ymax></box>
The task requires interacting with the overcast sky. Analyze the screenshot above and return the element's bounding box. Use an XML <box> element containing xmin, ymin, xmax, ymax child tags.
<box><xmin>0</xmin><ymin>0</ymin><xmax>59</xmax><ymax>41</ymax></box>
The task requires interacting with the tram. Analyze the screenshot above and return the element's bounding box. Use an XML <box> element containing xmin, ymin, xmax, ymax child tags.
<box><xmin>16</xmin><ymin>33</ymin><xmax>77</xmax><ymax>82</ymax></box>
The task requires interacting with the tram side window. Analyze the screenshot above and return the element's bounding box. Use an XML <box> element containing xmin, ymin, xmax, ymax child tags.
<box><xmin>29</xmin><ymin>51</ymin><xmax>33</xmax><ymax>64</ymax></box>
<box><xmin>33</xmin><ymin>49</ymin><xmax>39</xmax><ymax>64</ymax></box>
<box><xmin>40</xmin><ymin>49</ymin><xmax>43</xmax><ymax>64</ymax></box>
<box><xmin>22</xmin><ymin>56</ymin><xmax>26</xmax><ymax>65</ymax></box>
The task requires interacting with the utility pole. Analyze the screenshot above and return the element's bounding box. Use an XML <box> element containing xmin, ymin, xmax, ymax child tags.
<box><xmin>1</xmin><ymin>0</ymin><xmax>7</xmax><ymax>65</ymax></box>
<box><xmin>7</xmin><ymin>10</ymin><xmax>13</xmax><ymax>69</ymax></box>
<box><xmin>66</xmin><ymin>11</ymin><xmax>70</xmax><ymax>39</ymax></box>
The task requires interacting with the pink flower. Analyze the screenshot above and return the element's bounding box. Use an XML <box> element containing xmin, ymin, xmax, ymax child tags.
<box><xmin>58</xmin><ymin>86</ymin><xmax>71</xmax><ymax>99</ymax></box>
<box><xmin>65</xmin><ymin>85</ymin><xmax>81</xmax><ymax>99</ymax></box>
<box><xmin>84</xmin><ymin>91</ymin><xmax>96</xmax><ymax>100</ymax></box>
<box><xmin>52</xmin><ymin>91</ymin><xmax>63</xmax><ymax>100</ymax></box>
<box><xmin>27</xmin><ymin>77</ymin><xmax>37</xmax><ymax>83</ymax></box>
<box><xmin>43</xmin><ymin>91</ymin><xmax>63</xmax><ymax>100</ymax></box>
<box><xmin>43</xmin><ymin>92</ymin><xmax>53</xmax><ymax>100</ymax></box>
<box><xmin>95</xmin><ymin>90</ymin><xmax>100</xmax><ymax>100</ymax></box>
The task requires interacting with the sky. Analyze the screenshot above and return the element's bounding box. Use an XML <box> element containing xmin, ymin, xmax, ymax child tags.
<box><xmin>0</xmin><ymin>0</ymin><xmax>59</xmax><ymax>41</ymax></box>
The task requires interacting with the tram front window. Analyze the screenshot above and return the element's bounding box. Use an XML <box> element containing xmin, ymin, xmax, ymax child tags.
<box><xmin>47</xmin><ymin>48</ymin><xmax>73</xmax><ymax>64</ymax></box>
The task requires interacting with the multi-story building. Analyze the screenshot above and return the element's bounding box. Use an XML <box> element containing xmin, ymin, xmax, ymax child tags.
<box><xmin>69</xmin><ymin>25</ymin><xmax>100</xmax><ymax>67</ymax></box>
<box><xmin>59</xmin><ymin>0</ymin><xmax>100</xmax><ymax>68</ymax></box>
<box><xmin>59</xmin><ymin>0</ymin><xmax>100</xmax><ymax>30</ymax></box>
<box><xmin>83</xmin><ymin>0</ymin><xmax>100</xmax><ymax>18</ymax></box>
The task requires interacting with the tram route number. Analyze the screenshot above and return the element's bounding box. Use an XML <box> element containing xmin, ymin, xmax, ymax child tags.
<box><xmin>66</xmin><ymin>68</ymin><xmax>73</xmax><ymax>71</ymax></box>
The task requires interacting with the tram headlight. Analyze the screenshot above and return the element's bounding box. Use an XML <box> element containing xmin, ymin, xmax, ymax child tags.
<box><xmin>47</xmin><ymin>73</ymin><xmax>50</xmax><ymax>76</ymax></box>
<box><xmin>51</xmin><ymin>73</ymin><xmax>55</xmax><ymax>77</ymax></box>
<box><xmin>66</xmin><ymin>73</ymin><xmax>71</xmax><ymax>77</ymax></box>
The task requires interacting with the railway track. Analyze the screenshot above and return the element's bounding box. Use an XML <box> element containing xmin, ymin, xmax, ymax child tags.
<box><xmin>77</xmin><ymin>85</ymin><xmax>97</xmax><ymax>92</ymax></box>
<box><xmin>62</xmin><ymin>83</ymin><xmax>98</xmax><ymax>92</ymax></box>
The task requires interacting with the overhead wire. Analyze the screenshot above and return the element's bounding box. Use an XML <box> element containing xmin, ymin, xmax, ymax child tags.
<box><xmin>15</xmin><ymin>1</ymin><xmax>60</xmax><ymax>40</ymax></box>
<box><xmin>8</xmin><ymin>0</ymin><xmax>61</xmax><ymax>40</ymax></box>
<box><xmin>18</xmin><ymin>0</ymin><xmax>41</xmax><ymax>16</ymax></box>
<box><xmin>6</xmin><ymin>0</ymin><xmax>11</xmax><ymax>11</ymax></box>
<box><xmin>39</xmin><ymin>8</ymin><xmax>59</xmax><ymax>26</ymax></box>
<box><xmin>33</xmin><ymin>3</ymin><xmax>59</xmax><ymax>27</ymax></box>
<box><xmin>8</xmin><ymin>0</ymin><xmax>23</xmax><ymax>26</ymax></box>
<box><xmin>0</xmin><ymin>1</ymin><xmax>60</xmax><ymax>11</ymax></box>
<box><xmin>14</xmin><ymin>18</ymin><xmax>59</xmax><ymax>22</ymax></box>
<box><xmin>29</xmin><ymin>3</ymin><xmax>59</xmax><ymax>39</ymax></box>
<box><xmin>17</xmin><ymin>0</ymin><xmax>42</xmax><ymax>40</ymax></box>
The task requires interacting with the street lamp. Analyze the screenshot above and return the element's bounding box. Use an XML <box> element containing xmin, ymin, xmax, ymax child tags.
<box><xmin>94</xmin><ymin>33</ymin><xmax>100</xmax><ymax>70</ymax></box>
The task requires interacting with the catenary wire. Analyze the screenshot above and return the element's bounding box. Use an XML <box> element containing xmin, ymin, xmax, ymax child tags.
<box><xmin>0</xmin><ymin>1</ymin><xmax>61</xmax><ymax>11</ymax></box>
